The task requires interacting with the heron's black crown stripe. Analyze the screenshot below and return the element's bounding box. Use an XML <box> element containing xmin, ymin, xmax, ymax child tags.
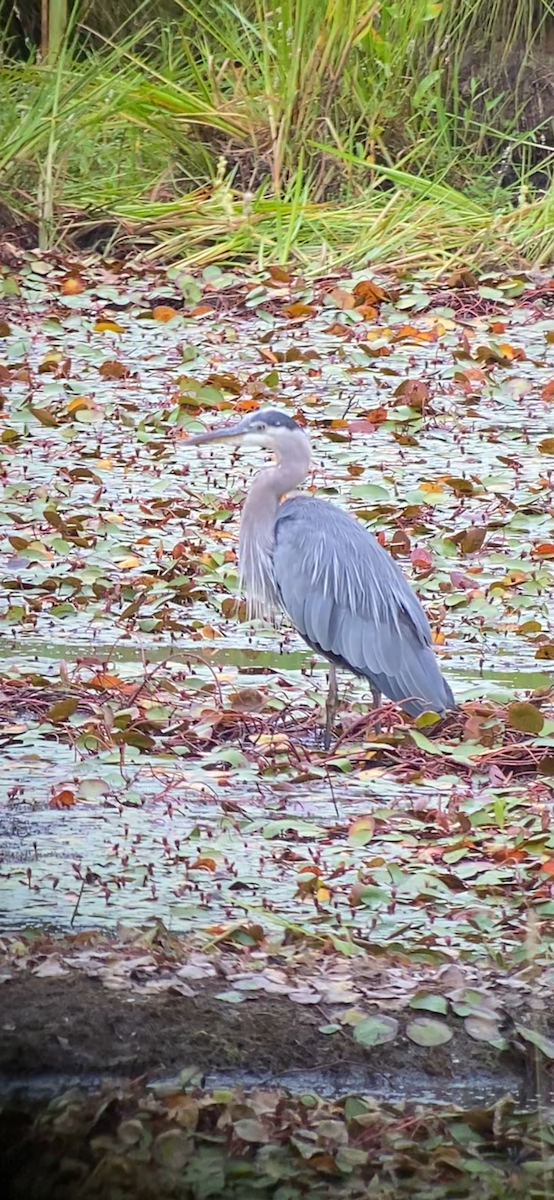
<box><xmin>252</xmin><ymin>409</ymin><xmax>299</xmax><ymax>430</ymax></box>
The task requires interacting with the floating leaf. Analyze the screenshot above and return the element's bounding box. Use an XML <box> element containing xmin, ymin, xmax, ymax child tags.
<box><xmin>347</xmin><ymin>816</ymin><xmax>375</xmax><ymax>846</ymax></box>
<box><xmin>515</xmin><ymin>1026</ymin><xmax>554</xmax><ymax>1059</ymax></box>
<box><xmin>29</xmin><ymin>405</ymin><xmax>59</xmax><ymax>427</ymax></box>
<box><xmin>98</xmin><ymin>360</ymin><xmax>129</xmax><ymax>380</ymax></box>
<box><xmin>115</xmin><ymin>730</ymin><xmax>156</xmax><ymax>750</ymax></box>
<box><xmin>352</xmin><ymin>279</ymin><xmax>385</xmax><ymax>305</ymax></box>
<box><xmin>234</xmin><ymin>1119</ymin><xmax>268</xmax><ymax>1143</ymax></box>
<box><xmin>414</xmin><ymin>710</ymin><xmax>441</xmax><ymax>728</ymax></box>
<box><xmin>153</xmin><ymin>1129</ymin><xmax>191</xmax><ymax>1170</ymax></box>
<box><xmin>351</xmin><ymin>409</ymin><xmax>389</xmax><ymax>434</ymax></box>
<box><xmin>228</xmin><ymin>687</ymin><xmax>264</xmax><ymax>712</ymax></box>
<box><xmin>49</xmin><ymin>789</ymin><xmax>76</xmax><ymax>809</ymax></box>
<box><xmin>459</xmin><ymin>527</ymin><xmax>486</xmax><ymax>554</ymax></box>
<box><xmin>153</xmin><ymin>305</ymin><xmax>179</xmax><ymax>322</ymax></box>
<box><xmin>67</xmin><ymin>396</ymin><xmax>93</xmax><ymax>413</ymax></box>
<box><xmin>408</xmin><ymin>993</ymin><xmax>449</xmax><ymax>1015</ymax></box>
<box><xmin>409</xmin><ymin>730</ymin><xmax>447</xmax><ymax>755</ymax></box>
<box><xmin>353</xmin><ymin>1015</ymin><xmax>398</xmax><ymax>1046</ymax></box>
<box><xmin>411</xmin><ymin>547</ymin><xmax>433</xmax><ymax>571</ymax></box>
<box><xmin>389</xmin><ymin>529</ymin><xmax>411</xmax><ymax>556</ymax></box>
<box><xmin>406</xmin><ymin>1018</ymin><xmax>453</xmax><ymax>1046</ymax></box>
<box><xmin>444</xmin><ymin>476</ymin><xmax>474</xmax><ymax>495</ymax></box>
<box><xmin>116</xmin><ymin>555</ymin><xmax>142</xmax><ymax>569</ymax></box>
<box><xmin>93</xmin><ymin>319</ymin><xmax>124</xmax><ymax>333</ymax></box>
<box><xmin>507</xmin><ymin>702</ymin><xmax>544</xmax><ymax>735</ymax></box>
<box><xmin>46</xmin><ymin>698</ymin><xmax>78</xmax><ymax>723</ymax></box>
<box><xmin>328</xmin><ymin>286</ymin><xmax>356</xmax><ymax>310</ymax></box>
<box><xmin>535</xmin><ymin>644</ymin><xmax>554</xmax><ymax>660</ymax></box>
<box><xmin>354</xmin><ymin>884</ymin><xmax>390</xmax><ymax>907</ymax></box>
<box><xmin>464</xmin><ymin>1014</ymin><xmax>504</xmax><ymax>1044</ymax></box>
<box><xmin>395</xmin><ymin>379</ymin><xmax>430</xmax><ymax>407</ymax></box>
<box><xmin>61</xmin><ymin>275</ymin><xmax>86</xmax><ymax>295</ymax></box>
<box><xmin>118</xmin><ymin>1118</ymin><xmax>150</xmax><ymax>1146</ymax></box>
<box><xmin>267</xmin><ymin>265</ymin><xmax>292</xmax><ymax>284</ymax></box>
<box><xmin>282</xmin><ymin>303</ymin><xmax>316</xmax><ymax>319</ymax></box>
<box><xmin>33</xmin><ymin>959</ymin><xmax>68</xmax><ymax>978</ymax></box>
<box><xmin>336</xmin><ymin>1146</ymin><xmax>370</xmax><ymax>1170</ymax></box>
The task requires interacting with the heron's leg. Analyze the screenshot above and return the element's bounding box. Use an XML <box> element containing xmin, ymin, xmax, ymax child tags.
<box><xmin>369</xmin><ymin>686</ymin><xmax>381</xmax><ymax>731</ymax></box>
<box><xmin>324</xmin><ymin>665</ymin><xmax>338</xmax><ymax>750</ymax></box>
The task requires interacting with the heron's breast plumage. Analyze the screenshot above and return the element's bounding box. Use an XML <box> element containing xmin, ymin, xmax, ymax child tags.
<box><xmin>238</xmin><ymin>519</ymin><xmax>280</xmax><ymax>618</ymax></box>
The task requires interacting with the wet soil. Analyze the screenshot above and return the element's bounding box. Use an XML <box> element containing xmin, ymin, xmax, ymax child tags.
<box><xmin>0</xmin><ymin>972</ymin><xmax>543</xmax><ymax>1200</ymax></box>
<box><xmin>0</xmin><ymin>972</ymin><xmax>529</xmax><ymax>1104</ymax></box>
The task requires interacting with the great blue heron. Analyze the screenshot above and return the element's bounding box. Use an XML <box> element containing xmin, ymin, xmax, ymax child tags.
<box><xmin>187</xmin><ymin>408</ymin><xmax>455</xmax><ymax>746</ymax></box>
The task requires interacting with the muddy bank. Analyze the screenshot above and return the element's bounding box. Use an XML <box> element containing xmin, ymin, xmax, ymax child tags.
<box><xmin>0</xmin><ymin>972</ymin><xmax>534</xmax><ymax>1107</ymax></box>
<box><xmin>0</xmin><ymin>972</ymin><xmax>550</xmax><ymax>1200</ymax></box>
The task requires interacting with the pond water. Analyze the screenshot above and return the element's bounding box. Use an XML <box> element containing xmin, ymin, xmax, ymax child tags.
<box><xmin>0</xmin><ymin>262</ymin><xmax>553</xmax><ymax>960</ymax></box>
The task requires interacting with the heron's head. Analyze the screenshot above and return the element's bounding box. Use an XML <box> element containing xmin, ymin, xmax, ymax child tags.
<box><xmin>186</xmin><ymin>408</ymin><xmax>310</xmax><ymax>459</ymax></box>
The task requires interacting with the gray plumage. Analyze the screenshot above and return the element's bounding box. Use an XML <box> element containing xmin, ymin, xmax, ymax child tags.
<box><xmin>187</xmin><ymin>408</ymin><xmax>455</xmax><ymax>736</ymax></box>
<box><xmin>274</xmin><ymin>496</ymin><xmax>454</xmax><ymax>716</ymax></box>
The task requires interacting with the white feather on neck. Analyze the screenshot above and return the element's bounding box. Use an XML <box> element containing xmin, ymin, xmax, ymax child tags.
<box><xmin>238</xmin><ymin>429</ymin><xmax>311</xmax><ymax>619</ymax></box>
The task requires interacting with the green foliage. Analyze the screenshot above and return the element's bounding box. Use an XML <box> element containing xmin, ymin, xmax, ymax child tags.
<box><xmin>0</xmin><ymin>1</ymin><xmax>553</xmax><ymax>263</ymax></box>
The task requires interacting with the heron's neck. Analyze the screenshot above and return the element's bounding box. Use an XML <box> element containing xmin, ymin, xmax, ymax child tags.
<box><xmin>239</xmin><ymin>440</ymin><xmax>310</xmax><ymax>610</ymax></box>
<box><xmin>243</xmin><ymin>442</ymin><xmax>310</xmax><ymax>533</ymax></box>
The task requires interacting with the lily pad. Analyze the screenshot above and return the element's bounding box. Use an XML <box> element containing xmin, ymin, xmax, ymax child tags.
<box><xmin>405</xmin><ymin>1018</ymin><xmax>453</xmax><ymax>1047</ymax></box>
<box><xmin>353</xmin><ymin>1015</ymin><xmax>399</xmax><ymax>1046</ymax></box>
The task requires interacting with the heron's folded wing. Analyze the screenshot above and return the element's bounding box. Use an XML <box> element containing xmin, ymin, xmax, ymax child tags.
<box><xmin>273</xmin><ymin>497</ymin><xmax>454</xmax><ymax>715</ymax></box>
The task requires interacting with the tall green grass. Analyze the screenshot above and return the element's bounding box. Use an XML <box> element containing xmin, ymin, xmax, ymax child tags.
<box><xmin>0</xmin><ymin>0</ymin><xmax>552</xmax><ymax>268</ymax></box>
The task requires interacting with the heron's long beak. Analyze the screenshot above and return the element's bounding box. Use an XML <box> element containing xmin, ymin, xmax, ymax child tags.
<box><xmin>185</xmin><ymin>417</ymin><xmax>250</xmax><ymax>446</ymax></box>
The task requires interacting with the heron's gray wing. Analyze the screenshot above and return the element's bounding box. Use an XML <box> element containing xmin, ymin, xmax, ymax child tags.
<box><xmin>273</xmin><ymin>496</ymin><xmax>454</xmax><ymax>715</ymax></box>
